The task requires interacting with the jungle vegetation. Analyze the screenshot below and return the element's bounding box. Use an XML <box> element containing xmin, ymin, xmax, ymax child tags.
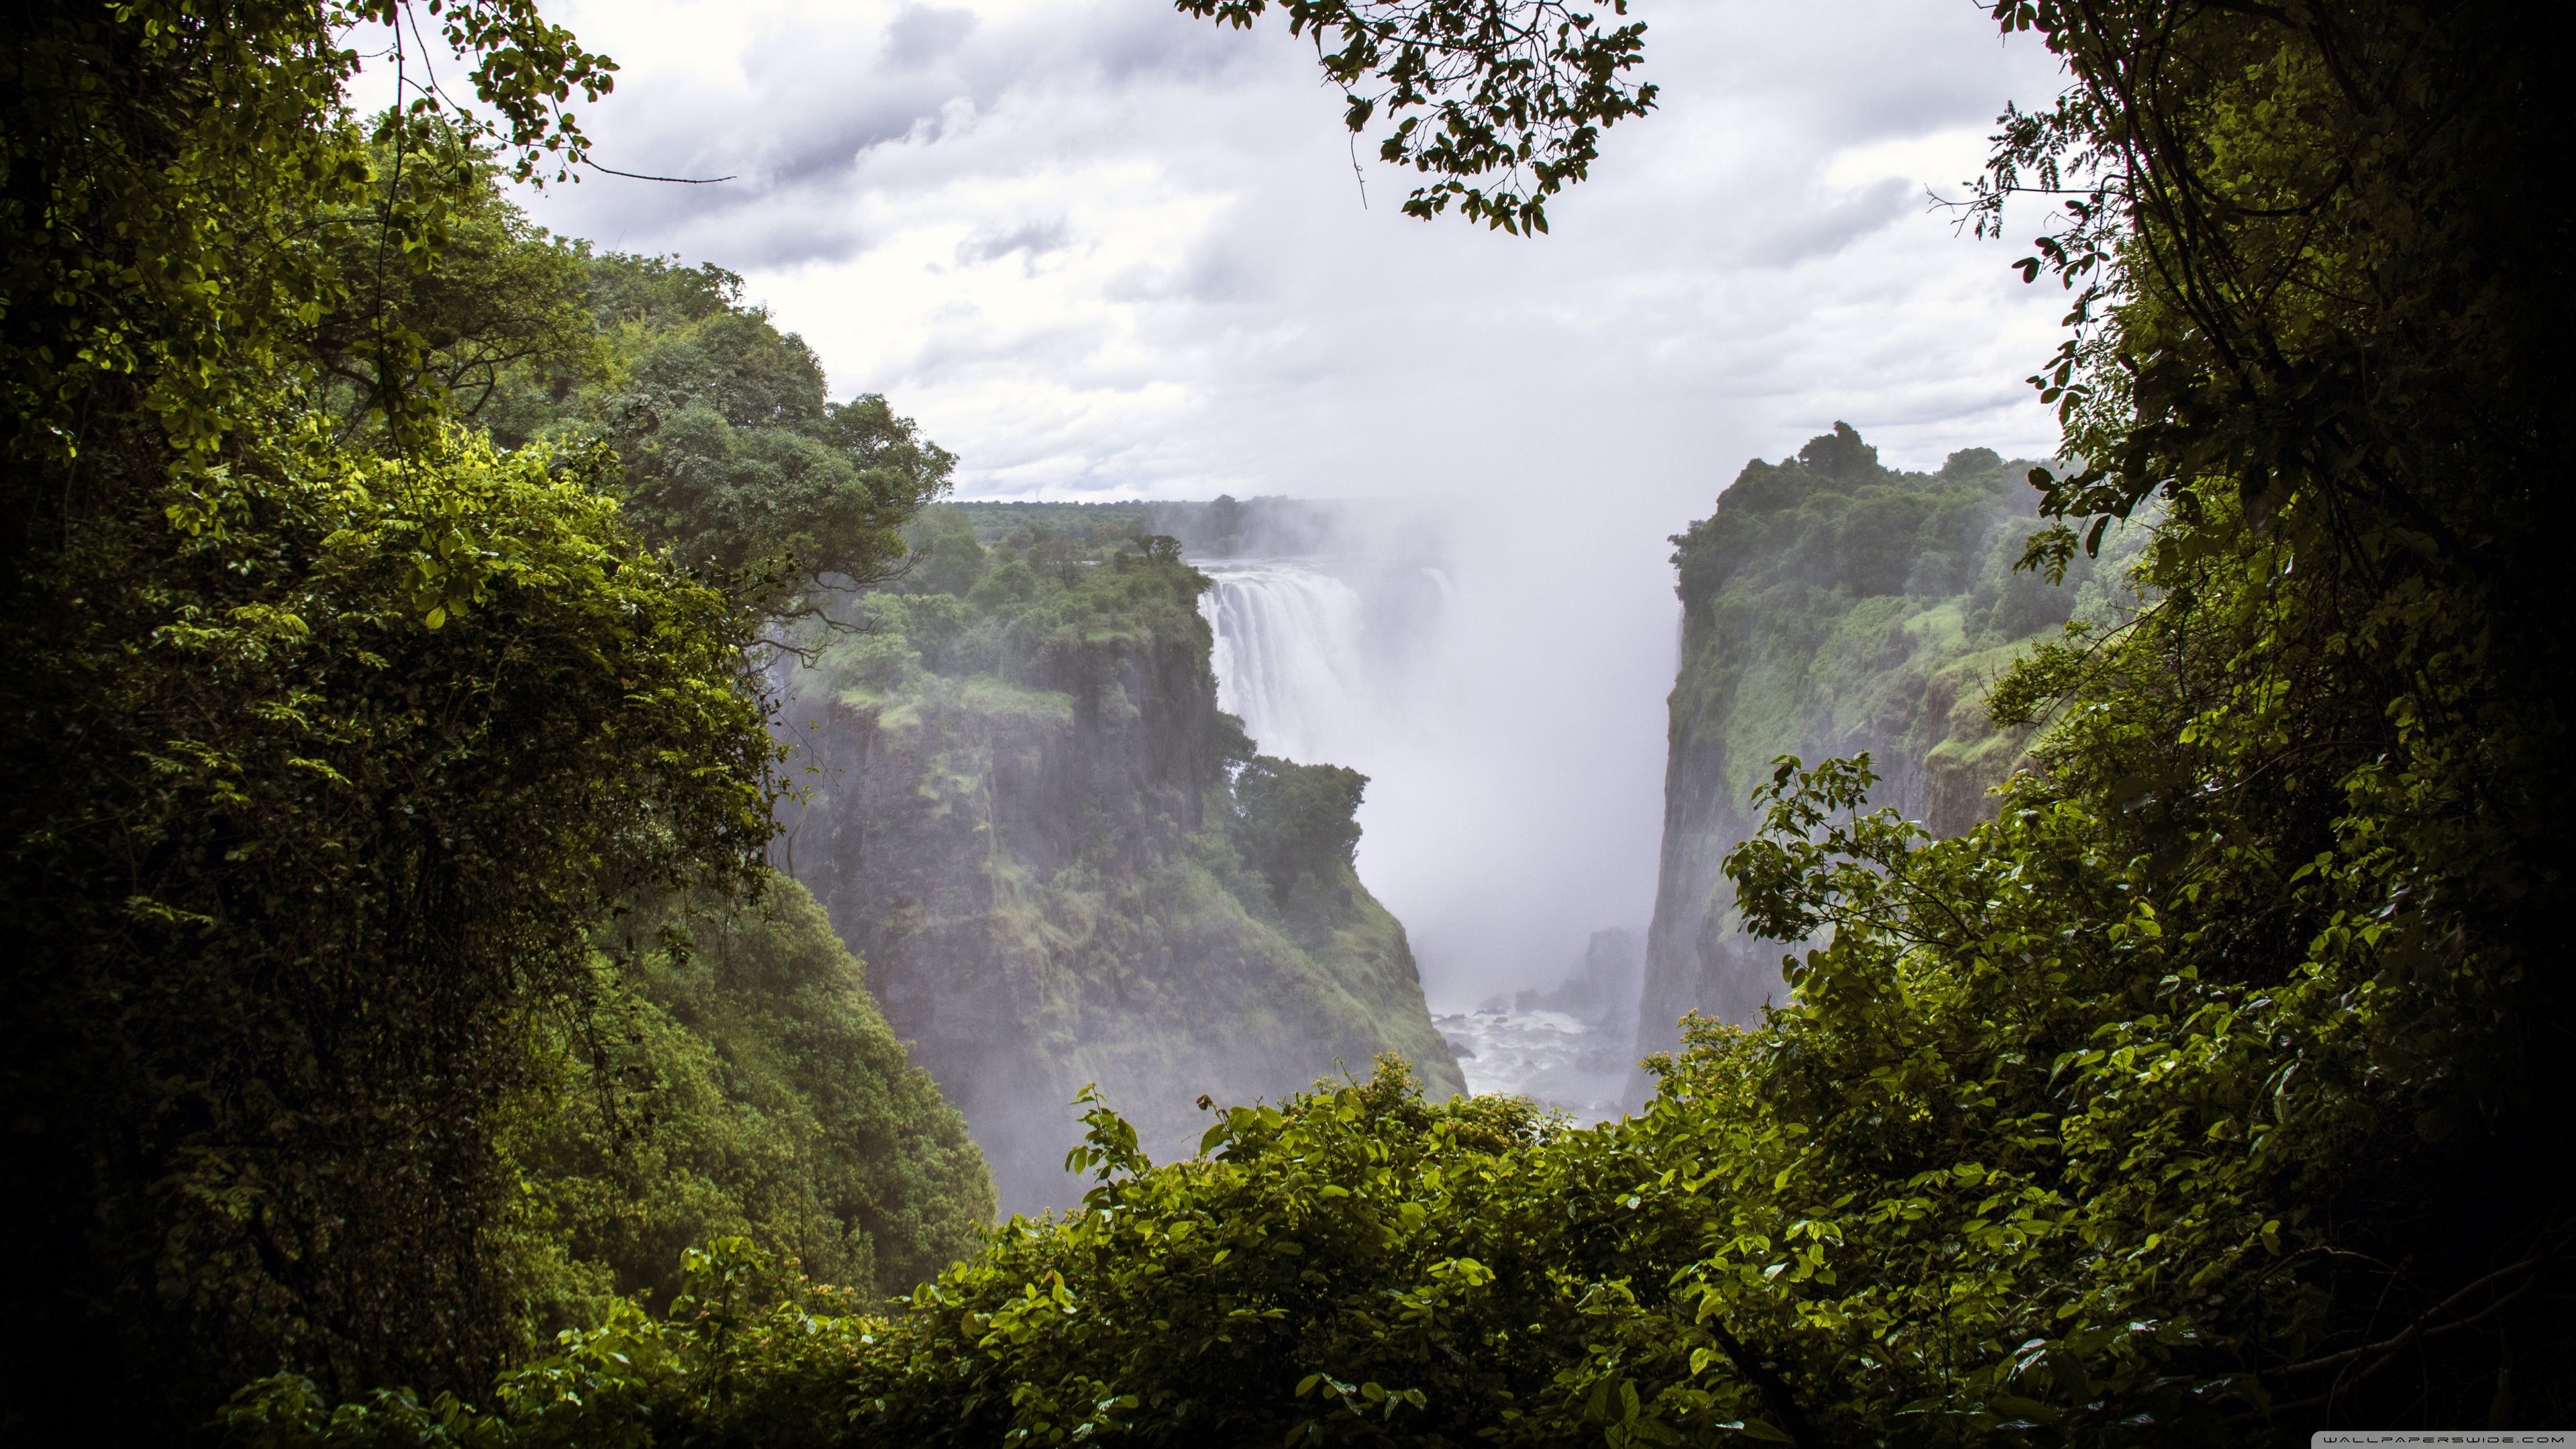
<box><xmin>0</xmin><ymin>3</ymin><xmax>980</xmax><ymax>1438</ymax></box>
<box><xmin>1635</xmin><ymin>426</ymin><xmax>2149</xmax><ymax>1061</ymax></box>
<box><xmin>5</xmin><ymin>0</ymin><xmax>2566</xmax><ymax>1444</ymax></box>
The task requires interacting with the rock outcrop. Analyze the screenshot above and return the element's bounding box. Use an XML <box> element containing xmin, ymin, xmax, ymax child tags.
<box><xmin>780</xmin><ymin>512</ymin><xmax>1461</xmax><ymax>1212</ymax></box>
<box><xmin>1631</xmin><ymin>427</ymin><xmax>2143</xmax><ymax>1100</ymax></box>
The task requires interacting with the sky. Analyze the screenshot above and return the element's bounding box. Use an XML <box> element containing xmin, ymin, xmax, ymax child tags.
<box><xmin>457</xmin><ymin>0</ymin><xmax>2077</xmax><ymax>1002</ymax></box>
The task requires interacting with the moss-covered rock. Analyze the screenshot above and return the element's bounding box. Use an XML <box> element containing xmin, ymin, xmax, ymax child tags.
<box><xmin>784</xmin><ymin>511</ymin><xmax>1462</xmax><ymax>1210</ymax></box>
<box><xmin>1634</xmin><ymin>426</ymin><xmax>2144</xmax><ymax>1086</ymax></box>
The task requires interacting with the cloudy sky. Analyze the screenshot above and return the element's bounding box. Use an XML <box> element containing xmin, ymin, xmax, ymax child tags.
<box><xmin>474</xmin><ymin>0</ymin><xmax>2076</xmax><ymax>1000</ymax></box>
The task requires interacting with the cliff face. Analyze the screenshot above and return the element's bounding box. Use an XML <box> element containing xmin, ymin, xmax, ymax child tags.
<box><xmin>505</xmin><ymin>873</ymin><xmax>993</xmax><ymax>1322</ymax></box>
<box><xmin>782</xmin><ymin>511</ymin><xmax>1461</xmax><ymax>1212</ymax></box>
<box><xmin>1633</xmin><ymin>427</ymin><xmax>2140</xmax><ymax>1092</ymax></box>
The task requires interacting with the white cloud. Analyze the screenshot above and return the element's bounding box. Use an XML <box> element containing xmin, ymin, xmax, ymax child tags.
<box><xmin>513</xmin><ymin>0</ymin><xmax>2070</xmax><ymax>481</ymax></box>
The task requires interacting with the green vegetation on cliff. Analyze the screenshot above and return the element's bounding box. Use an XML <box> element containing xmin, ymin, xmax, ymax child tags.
<box><xmin>501</xmin><ymin>873</ymin><xmax>991</xmax><ymax>1330</ymax></box>
<box><xmin>787</xmin><ymin>508</ymin><xmax>1464</xmax><ymax>1211</ymax></box>
<box><xmin>1640</xmin><ymin>425</ymin><xmax>2144</xmax><ymax>1052</ymax></box>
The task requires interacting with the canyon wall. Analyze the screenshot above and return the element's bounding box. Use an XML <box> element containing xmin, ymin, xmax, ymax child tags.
<box><xmin>1632</xmin><ymin>425</ymin><xmax>2142</xmax><ymax>1096</ymax></box>
<box><xmin>780</xmin><ymin>508</ymin><xmax>1461</xmax><ymax>1212</ymax></box>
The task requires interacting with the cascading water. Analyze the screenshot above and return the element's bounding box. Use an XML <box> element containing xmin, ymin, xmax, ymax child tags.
<box><xmin>1192</xmin><ymin>551</ymin><xmax>1636</xmax><ymax>1121</ymax></box>
<box><xmin>1195</xmin><ymin>561</ymin><xmax>1371</xmax><ymax>765</ymax></box>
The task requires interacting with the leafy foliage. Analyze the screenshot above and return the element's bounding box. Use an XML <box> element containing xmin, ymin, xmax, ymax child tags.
<box><xmin>1949</xmin><ymin>0</ymin><xmax>2576</xmax><ymax>1423</ymax></box>
<box><xmin>224</xmin><ymin>1064</ymin><xmax>1576</xmax><ymax>1449</ymax></box>
<box><xmin>3</xmin><ymin>422</ymin><xmax>778</xmax><ymax>1434</ymax></box>
<box><xmin>0</xmin><ymin>0</ymin><xmax>609</xmax><ymax>469</ymax></box>
<box><xmin>1175</xmin><ymin>0</ymin><xmax>1656</xmax><ymax>233</ymax></box>
<box><xmin>0</xmin><ymin>4</ymin><xmax>976</xmax><ymax>1438</ymax></box>
<box><xmin>500</xmin><ymin>873</ymin><xmax>993</xmax><ymax>1328</ymax></box>
<box><xmin>305</xmin><ymin>122</ymin><xmax>604</xmax><ymax>437</ymax></box>
<box><xmin>1234</xmin><ymin>755</ymin><xmax>1371</xmax><ymax>907</ymax></box>
<box><xmin>855</xmin><ymin>511</ymin><xmax>1215</xmax><ymax>682</ymax></box>
<box><xmin>502</xmin><ymin>254</ymin><xmax>957</xmax><ymax>610</ymax></box>
<box><xmin>305</xmin><ymin>158</ymin><xmax>957</xmax><ymax>609</ymax></box>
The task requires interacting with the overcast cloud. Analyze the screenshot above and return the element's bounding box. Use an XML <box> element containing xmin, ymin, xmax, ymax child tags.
<box><xmin>479</xmin><ymin>0</ymin><xmax>2078</xmax><ymax>1002</ymax></box>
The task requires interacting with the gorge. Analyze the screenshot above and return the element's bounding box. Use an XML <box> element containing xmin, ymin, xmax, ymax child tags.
<box><xmin>1136</xmin><ymin>427</ymin><xmax>2137</xmax><ymax>1121</ymax></box>
<box><xmin>771</xmin><ymin>424</ymin><xmax>2127</xmax><ymax>1178</ymax></box>
<box><xmin>18</xmin><ymin>0</ymin><xmax>2558</xmax><ymax>1434</ymax></box>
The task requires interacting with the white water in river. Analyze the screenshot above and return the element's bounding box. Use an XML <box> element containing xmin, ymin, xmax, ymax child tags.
<box><xmin>1195</xmin><ymin>560</ymin><xmax>1373</xmax><ymax>765</ymax></box>
<box><xmin>1434</xmin><ymin>1009</ymin><xmax>1629</xmax><ymax>1122</ymax></box>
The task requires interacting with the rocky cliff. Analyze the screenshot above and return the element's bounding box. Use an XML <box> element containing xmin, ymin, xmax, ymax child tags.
<box><xmin>780</xmin><ymin>509</ymin><xmax>1462</xmax><ymax>1212</ymax></box>
<box><xmin>1631</xmin><ymin>426</ymin><xmax>2141</xmax><ymax>1095</ymax></box>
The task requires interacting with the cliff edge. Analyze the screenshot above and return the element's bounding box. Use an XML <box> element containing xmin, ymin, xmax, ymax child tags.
<box><xmin>782</xmin><ymin>509</ymin><xmax>1462</xmax><ymax>1211</ymax></box>
<box><xmin>1632</xmin><ymin>426</ymin><xmax>2143</xmax><ymax>1099</ymax></box>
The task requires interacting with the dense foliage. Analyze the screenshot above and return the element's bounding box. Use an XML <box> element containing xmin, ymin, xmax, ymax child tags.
<box><xmin>0</xmin><ymin>4</ymin><xmax>701</xmax><ymax>1430</ymax></box>
<box><xmin>14</xmin><ymin>0</ymin><xmax>2568</xmax><ymax>1440</ymax></box>
<box><xmin>3</xmin><ymin>420</ymin><xmax>782</xmax><ymax>1431</ymax></box>
<box><xmin>303</xmin><ymin>124</ymin><xmax>600</xmax><ymax>437</ymax></box>
<box><xmin>0</xmin><ymin>0</ymin><xmax>609</xmax><ymax>468</ymax></box>
<box><xmin>490</xmin><ymin>252</ymin><xmax>955</xmax><ymax>609</ymax></box>
<box><xmin>503</xmin><ymin>874</ymin><xmax>992</xmax><ymax>1325</ymax></box>
<box><xmin>0</xmin><ymin>4</ymin><xmax>979</xmax><ymax>1438</ymax></box>
<box><xmin>299</xmin><ymin>133</ymin><xmax>957</xmax><ymax>608</ymax></box>
<box><xmin>1233</xmin><ymin>755</ymin><xmax>1371</xmax><ymax>908</ymax></box>
<box><xmin>1637</xmin><ymin>425</ymin><xmax>2146</xmax><ymax>1055</ymax></box>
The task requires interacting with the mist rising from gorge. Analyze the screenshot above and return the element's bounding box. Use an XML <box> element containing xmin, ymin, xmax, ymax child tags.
<box><xmin>1163</xmin><ymin>492</ymin><xmax>1682</xmax><ymax>1011</ymax></box>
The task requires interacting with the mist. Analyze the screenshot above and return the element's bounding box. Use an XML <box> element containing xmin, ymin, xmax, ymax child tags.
<box><xmin>1367</xmin><ymin>497</ymin><xmax>1676</xmax><ymax>1008</ymax></box>
<box><xmin>1234</xmin><ymin>493</ymin><xmax>1684</xmax><ymax>1010</ymax></box>
<box><xmin>1143</xmin><ymin>491</ymin><xmax>1680</xmax><ymax>1008</ymax></box>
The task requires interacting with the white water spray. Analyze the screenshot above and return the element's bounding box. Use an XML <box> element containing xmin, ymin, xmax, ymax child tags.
<box><xmin>1185</xmin><ymin>518</ymin><xmax>1668</xmax><ymax>1093</ymax></box>
<box><xmin>1196</xmin><ymin>561</ymin><xmax>1371</xmax><ymax>765</ymax></box>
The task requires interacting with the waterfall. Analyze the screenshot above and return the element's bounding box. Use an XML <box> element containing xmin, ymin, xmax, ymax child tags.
<box><xmin>1196</xmin><ymin>561</ymin><xmax>1370</xmax><ymax>765</ymax></box>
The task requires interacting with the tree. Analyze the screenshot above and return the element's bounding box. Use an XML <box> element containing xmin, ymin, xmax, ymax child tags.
<box><xmin>0</xmin><ymin>1</ymin><xmax>610</xmax><ymax>476</ymax></box>
<box><xmin>304</xmin><ymin>121</ymin><xmax>604</xmax><ymax>437</ymax></box>
<box><xmin>301</xmin><ymin>164</ymin><xmax>957</xmax><ymax>612</ymax></box>
<box><xmin>1173</xmin><ymin>0</ymin><xmax>1655</xmax><ymax>234</ymax></box>
<box><xmin>1233</xmin><ymin>755</ymin><xmax>1371</xmax><ymax>907</ymax></box>
<box><xmin>551</xmin><ymin>256</ymin><xmax>957</xmax><ymax>610</ymax></box>
<box><xmin>0</xmin><ymin>5</ymin><xmax>797</xmax><ymax>1438</ymax></box>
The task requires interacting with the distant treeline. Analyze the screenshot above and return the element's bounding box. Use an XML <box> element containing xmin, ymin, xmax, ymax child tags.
<box><xmin>951</xmin><ymin>495</ymin><xmax>1364</xmax><ymax>558</ymax></box>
